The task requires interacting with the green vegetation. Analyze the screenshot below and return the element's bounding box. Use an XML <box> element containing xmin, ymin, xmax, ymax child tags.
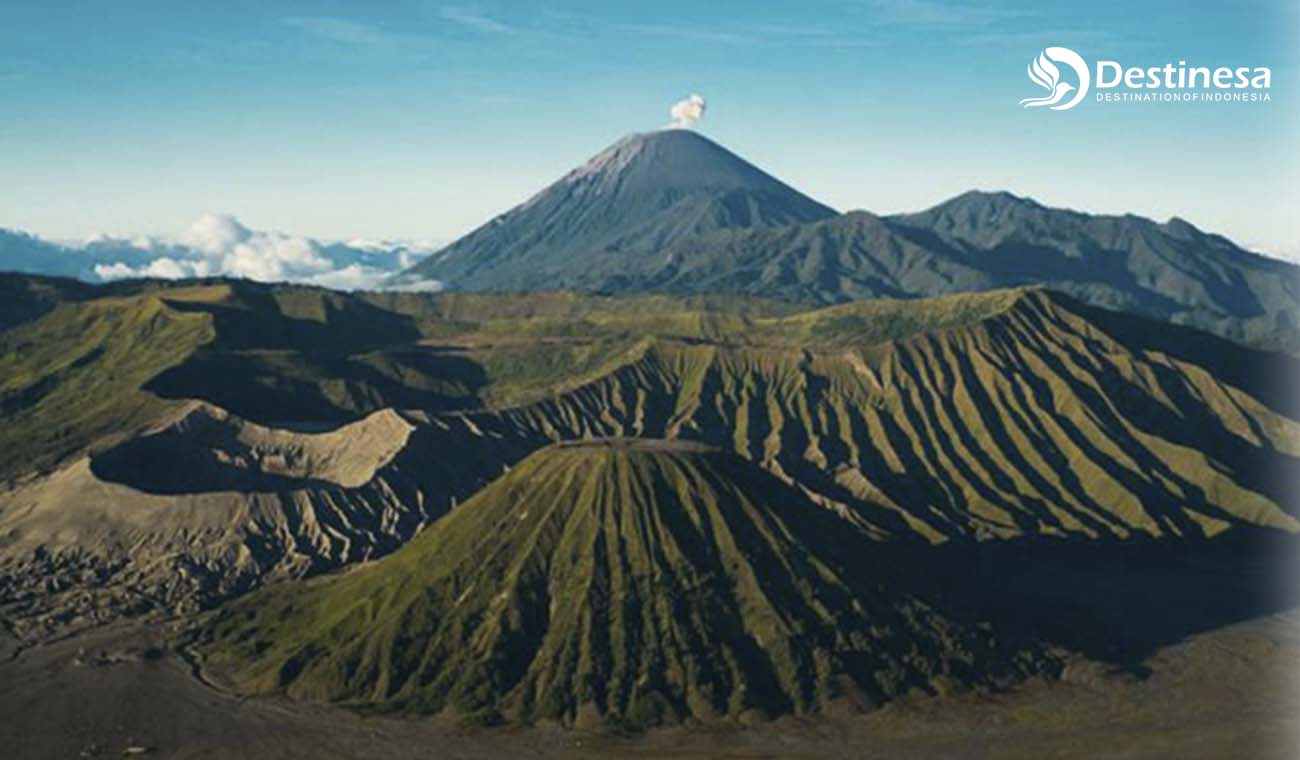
<box><xmin>2</xmin><ymin>277</ymin><xmax>1296</xmax><ymax>545</ymax></box>
<box><xmin>0</xmin><ymin>273</ymin><xmax>96</xmax><ymax>331</ymax></box>
<box><xmin>0</xmin><ymin>293</ymin><xmax>213</xmax><ymax>480</ymax></box>
<box><xmin>754</xmin><ymin>287</ymin><xmax>1028</xmax><ymax>348</ymax></box>
<box><xmin>2</xmin><ymin>273</ymin><xmax>1297</xmax><ymax>727</ymax></box>
<box><xmin>133</xmin><ymin>282</ymin><xmax>1032</xmax><ymax>424</ymax></box>
<box><xmin>196</xmin><ymin>442</ymin><xmax>1055</xmax><ymax>726</ymax></box>
<box><xmin>458</xmin><ymin>289</ymin><xmax>1300</xmax><ymax>541</ymax></box>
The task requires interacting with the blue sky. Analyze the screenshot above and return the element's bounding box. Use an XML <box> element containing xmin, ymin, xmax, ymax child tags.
<box><xmin>1</xmin><ymin>1</ymin><xmax>1296</xmax><ymax>255</ymax></box>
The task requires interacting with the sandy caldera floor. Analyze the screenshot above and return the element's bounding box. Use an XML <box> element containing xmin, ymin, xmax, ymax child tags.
<box><xmin>0</xmin><ymin>608</ymin><xmax>1296</xmax><ymax>760</ymax></box>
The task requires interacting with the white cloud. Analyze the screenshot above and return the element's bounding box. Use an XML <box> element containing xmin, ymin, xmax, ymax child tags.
<box><xmin>83</xmin><ymin>232</ymin><xmax>164</xmax><ymax>250</ymax></box>
<box><xmin>383</xmin><ymin>278</ymin><xmax>445</xmax><ymax>293</ymax></box>
<box><xmin>143</xmin><ymin>257</ymin><xmax>204</xmax><ymax>279</ymax></box>
<box><xmin>93</xmin><ymin>262</ymin><xmax>143</xmax><ymax>280</ymax></box>
<box><xmin>88</xmin><ymin>213</ymin><xmax>435</xmax><ymax>291</ymax></box>
<box><xmin>95</xmin><ymin>257</ymin><xmax>210</xmax><ymax>281</ymax></box>
<box><xmin>304</xmin><ymin>264</ymin><xmax>441</xmax><ymax>292</ymax></box>
<box><xmin>178</xmin><ymin>213</ymin><xmax>251</xmax><ymax>255</ymax></box>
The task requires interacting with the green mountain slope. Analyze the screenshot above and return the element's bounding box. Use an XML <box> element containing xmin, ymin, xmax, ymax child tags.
<box><xmin>0</xmin><ymin>273</ymin><xmax>98</xmax><ymax>331</ymax></box>
<box><xmin>891</xmin><ymin>192</ymin><xmax>1300</xmax><ymax>350</ymax></box>
<box><xmin>195</xmin><ymin>441</ymin><xmax>1055</xmax><ymax>727</ymax></box>
<box><xmin>0</xmin><ymin>291</ymin><xmax>214</xmax><ymax>481</ymax></box>
<box><xmin>3</xmin><ymin>279</ymin><xmax>1296</xmax><ymax>540</ymax></box>
<box><xmin>2</xmin><ymin>278</ymin><xmax>1296</xmax><ymax>644</ymax></box>
<box><xmin>463</xmin><ymin>289</ymin><xmax>1300</xmax><ymax>540</ymax></box>
<box><xmin>0</xmin><ymin>281</ymin><xmax>784</xmax><ymax>480</ymax></box>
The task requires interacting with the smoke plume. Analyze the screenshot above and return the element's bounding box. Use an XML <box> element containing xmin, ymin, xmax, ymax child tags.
<box><xmin>669</xmin><ymin>93</ymin><xmax>706</xmax><ymax>128</ymax></box>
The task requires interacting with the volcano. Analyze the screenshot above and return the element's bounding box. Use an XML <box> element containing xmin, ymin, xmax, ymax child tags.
<box><xmin>195</xmin><ymin>440</ymin><xmax>1053</xmax><ymax>727</ymax></box>
<box><xmin>396</xmin><ymin>129</ymin><xmax>836</xmax><ymax>291</ymax></box>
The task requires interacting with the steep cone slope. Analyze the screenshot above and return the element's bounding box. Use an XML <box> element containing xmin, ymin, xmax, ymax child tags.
<box><xmin>196</xmin><ymin>441</ymin><xmax>1054</xmax><ymax>726</ymax></box>
<box><xmin>398</xmin><ymin>129</ymin><xmax>836</xmax><ymax>291</ymax></box>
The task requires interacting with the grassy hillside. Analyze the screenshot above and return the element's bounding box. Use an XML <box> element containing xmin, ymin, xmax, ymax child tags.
<box><xmin>465</xmin><ymin>290</ymin><xmax>1300</xmax><ymax>541</ymax></box>
<box><xmin>0</xmin><ymin>293</ymin><xmax>213</xmax><ymax>480</ymax></box>
<box><xmin>195</xmin><ymin>441</ymin><xmax>1055</xmax><ymax>727</ymax></box>
<box><xmin>2</xmin><ymin>278</ymin><xmax>1296</xmax><ymax>542</ymax></box>
<box><xmin>0</xmin><ymin>273</ymin><xmax>99</xmax><ymax>331</ymax></box>
<box><xmin>136</xmin><ymin>284</ymin><xmax>1026</xmax><ymax>422</ymax></box>
<box><xmin>0</xmin><ymin>283</ymin><xmax>751</xmax><ymax>477</ymax></box>
<box><xmin>145</xmin><ymin>285</ymin><xmax>801</xmax><ymax>418</ymax></box>
<box><xmin>2</xmin><ymin>274</ymin><xmax>1297</xmax><ymax>653</ymax></box>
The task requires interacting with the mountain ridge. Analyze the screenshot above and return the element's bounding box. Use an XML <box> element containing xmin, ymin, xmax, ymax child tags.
<box><xmin>2</xmin><ymin>277</ymin><xmax>1296</xmax><ymax>645</ymax></box>
<box><xmin>397</xmin><ymin>133</ymin><xmax>1300</xmax><ymax>351</ymax></box>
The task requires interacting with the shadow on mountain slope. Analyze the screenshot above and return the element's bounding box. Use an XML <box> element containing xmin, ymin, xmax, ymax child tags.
<box><xmin>889</xmin><ymin>528</ymin><xmax>1300</xmax><ymax>674</ymax></box>
<box><xmin>161</xmin><ymin>284</ymin><xmax>423</xmax><ymax>353</ymax></box>
<box><xmin>146</xmin><ymin>347</ymin><xmax>490</xmax><ymax>424</ymax></box>
<box><xmin>1063</xmin><ymin>294</ymin><xmax>1300</xmax><ymax>420</ymax></box>
<box><xmin>139</xmin><ymin>279</ymin><xmax>501</xmax><ymax>423</ymax></box>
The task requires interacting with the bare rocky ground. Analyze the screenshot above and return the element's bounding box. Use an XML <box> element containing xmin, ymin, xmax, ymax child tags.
<box><xmin>0</xmin><ymin>611</ymin><xmax>1295</xmax><ymax>759</ymax></box>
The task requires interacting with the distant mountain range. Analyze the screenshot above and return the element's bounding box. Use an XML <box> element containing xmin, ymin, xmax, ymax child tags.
<box><xmin>398</xmin><ymin>130</ymin><xmax>1300</xmax><ymax>351</ymax></box>
<box><xmin>0</xmin><ymin>229</ymin><xmax>130</xmax><ymax>281</ymax></box>
<box><xmin>5</xmin><ymin>130</ymin><xmax>1297</xmax><ymax>349</ymax></box>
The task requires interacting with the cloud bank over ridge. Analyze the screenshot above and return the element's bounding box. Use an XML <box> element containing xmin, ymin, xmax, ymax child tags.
<box><xmin>0</xmin><ymin>215</ymin><xmax>442</xmax><ymax>291</ymax></box>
